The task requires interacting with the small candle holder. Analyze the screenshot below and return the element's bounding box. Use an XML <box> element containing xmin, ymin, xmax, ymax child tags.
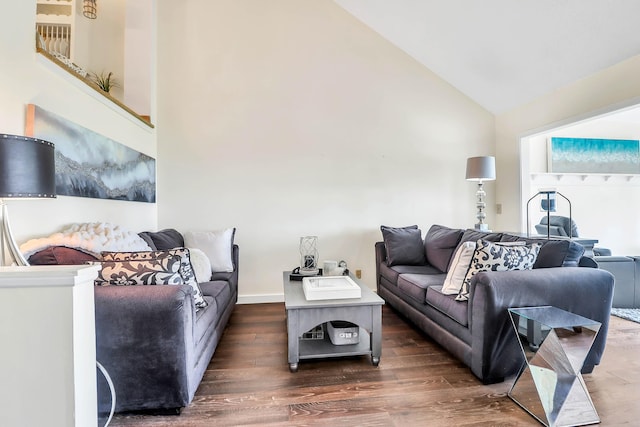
<box><xmin>299</xmin><ymin>236</ymin><xmax>319</xmax><ymax>275</ymax></box>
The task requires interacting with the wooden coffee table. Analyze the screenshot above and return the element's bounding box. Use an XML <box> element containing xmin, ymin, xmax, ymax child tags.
<box><xmin>283</xmin><ymin>271</ymin><xmax>384</xmax><ymax>372</ymax></box>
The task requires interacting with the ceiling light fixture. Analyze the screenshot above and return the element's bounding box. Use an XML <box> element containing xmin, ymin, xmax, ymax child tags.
<box><xmin>83</xmin><ymin>0</ymin><xmax>97</xmax><ymax>19</ymax></box>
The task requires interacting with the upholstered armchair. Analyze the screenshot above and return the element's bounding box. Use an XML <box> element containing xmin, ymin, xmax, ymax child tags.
<box><xmin>535</xmin><ymin>215</ymin><xmax>611</xmax><ymax>256</ymax></box>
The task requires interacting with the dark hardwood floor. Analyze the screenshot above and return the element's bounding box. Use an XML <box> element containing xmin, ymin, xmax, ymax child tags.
<box><xmin>110</xmin><ymin>303</ymin><xmax>640</xmax><ymax>426</ymax></box>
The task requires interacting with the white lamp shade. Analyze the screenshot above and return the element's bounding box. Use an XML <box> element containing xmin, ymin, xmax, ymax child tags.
<box><xmin>466</xmin><ymin>156</ymin><xmax>496</xmax><ymax>181</ymax></box>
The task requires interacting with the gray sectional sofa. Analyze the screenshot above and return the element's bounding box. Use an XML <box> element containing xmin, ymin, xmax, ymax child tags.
<box><xmin>594</xmin><ymin>255</ymin><xmax>640</xmax><ymax>308</ymax></box>
<box><xmin>29</xmin><ymin>228</ymin><xmax>238</xmax><ymax>414</ymax></box>
<box><xmin>376</xmin><ymin>224</ymin><xmax>615</xmax><ymax>384</ymax></box>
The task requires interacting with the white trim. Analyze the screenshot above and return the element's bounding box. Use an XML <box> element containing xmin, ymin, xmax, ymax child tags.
<box><xmin>36</xmin><ymin>53</ymin><xmax>154</xmax><ymax>132</ymax></box>
<box><xmin>237</xmin><ymin>287</ymin><xmax>380</xmax><ymax>305</ymax></box>
<box><xmin>238</xmin><ymin>293</ymin><xmax>284</xmax><ymax>304</ymax></box>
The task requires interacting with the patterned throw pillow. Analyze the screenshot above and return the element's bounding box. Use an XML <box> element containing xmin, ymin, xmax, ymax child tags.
<box><xmin>455</xmin><ymin>240</ymin><xmax>541</xmax><ymax>301</ymax></box>
<box><xmin>100</xmin><ymin>248</ymin><xmax>208</xmax><ymax>309</ymax></box>
<box><xmin>94</xmin><ymin>255</ymin><xmax>184</xmax><ymax>286</ymax></box>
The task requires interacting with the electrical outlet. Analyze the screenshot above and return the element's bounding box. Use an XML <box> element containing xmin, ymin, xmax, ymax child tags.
<box><xmin>356</xmin><ymin>269</ymin><xmax>362</xmax><ymax>279</ymax></box>
<box><xmin>496</xmin><ymin>203</ymin><xmax>502</xmax><ymax>214</ymax></box>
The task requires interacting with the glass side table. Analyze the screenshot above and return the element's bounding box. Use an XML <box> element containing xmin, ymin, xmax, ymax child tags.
<box><xmin>508</xmin><ymin>306</ymin><xmax>601</xmax><ymax>427</ymax></box>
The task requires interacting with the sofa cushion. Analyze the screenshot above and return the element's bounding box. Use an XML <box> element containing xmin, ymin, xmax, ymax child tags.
<box><xmin>100</xmin><ymin>248</ymin><xmax>207</xmax><ymax>309</ymax></box>
<box><xmin>381</xmin><ymin>225</ymin><xmax>427</xmax><ymax>267</ymax></box>
<box><xmin>184</xmin><ymin>228</ymin><xmax>236</xmax><ymax>273</ymax></box>
<box><xmin>397</xmin><ymin>273</ymin><xmax>447</xmax><ymax>304</ymax></box>
<box><xmin>456</xmin><ymin>240</ymin><xmax>541</xmax><ymax>301</ymax></box>
<box><xmin>426</xmin><ymin>286</ymin><xmax>468</xmax><ymax>327</ymax></box>
<box><xmin>424</xmin><ymin>225</ymin><xmax>464</xmax><ymax>273</ymax></box>
<box><xmin>441</xmin><ymin>241</ymin><xmax>476</xmax><ymax>295</ymax></box>
<box><xmin>199</xmin><ymin>280</ymin><xmax>232</xmax><ymax>308</ymax></box>
<box><xmin>138</xmin><ymin>228</ymin><xmax>185</xmax><ymax>251</ymax></box>
<box><xmin>458</xmin><ymin>229</ymin><xmax>503</xmax><ymax>246</ymax></box>
<box><xmin>194</xmin><ymin>296</ymin><xmax>217</xmax><ymax>346</ymax></box>
<box><xmin>380</xmin><ymin>263</ymin><xmax>442</xmax><ymax>286</ymax></box>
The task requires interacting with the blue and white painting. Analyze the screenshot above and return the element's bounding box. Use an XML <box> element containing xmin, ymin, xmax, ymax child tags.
<box><xmin>27</xmin><ymin>104</ymin><xmax>156</xmax><ymax>203</ymax></box>
<box><xmin>550</xmin><ymin>137</ymin><xmax>640</xmax><ymax>174</ymax></box>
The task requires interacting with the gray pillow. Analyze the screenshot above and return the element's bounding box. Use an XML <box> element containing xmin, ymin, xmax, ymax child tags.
<box><xmin>534</xmin><ymin>240</ymin><xmax>585</xmax><ymax>268</ymax></box>
<box><xmin>380</xmin><ymin>225</ymin><xmax>427</xmax><ymax>267</ymax></box>
<box><xmin>424</xmin><ymin>225</ymin><xmax>464</xmax><ymax>273</ymax></box>
<box><xmin>138</xmin><ymin>228</ymin><xmax>184</xmax><ymax>250</ymax></box>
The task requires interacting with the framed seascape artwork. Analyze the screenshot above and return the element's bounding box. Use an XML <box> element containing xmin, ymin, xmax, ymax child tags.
<box><xmin>548</xmin><ymin>137</ymin><xmax>640</xmax><ymax>174</ymax></box>
<box><xmin>25</xmin><ymin>104</ymin><xmax>156</xmax><ymax>203</ymax></box>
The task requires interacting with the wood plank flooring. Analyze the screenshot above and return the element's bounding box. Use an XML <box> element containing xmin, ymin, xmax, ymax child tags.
<box><xmin>110</xmin><ymin>303</ymin><xmax>640</xmax><ymax>426</ymax></box>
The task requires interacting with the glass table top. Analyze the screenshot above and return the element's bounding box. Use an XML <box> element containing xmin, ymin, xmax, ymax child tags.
<box><xmin>508</xmin><ymin>306</ymin><xmax>601</xmax><ymax>329</ymax></box>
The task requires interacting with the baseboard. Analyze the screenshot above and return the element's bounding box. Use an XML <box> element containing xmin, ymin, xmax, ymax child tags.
<box><xmin>237</xmin><ymin>286</ymin><xmax>378</xmax><ymax>305</ymax></box>
<box><xmin>238</xmin><ymin>293</ymin><xmax>284</xmax><ymax>304</ymax></box>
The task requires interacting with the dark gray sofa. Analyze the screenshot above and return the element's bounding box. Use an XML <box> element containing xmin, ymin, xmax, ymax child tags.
<box><xmin>376</xmin><ymin>224</ymin><xmax>614</xmax><ymax>384</ymax></box>
<box><xmin>94</xmin><ymin>228</ymin><xmax>238</xmax><ymax>413</ymax></box>
<box><xmin>28</xmin><ymin>228</ymin><xmax>238</xmax><ymax>413</ymax></box>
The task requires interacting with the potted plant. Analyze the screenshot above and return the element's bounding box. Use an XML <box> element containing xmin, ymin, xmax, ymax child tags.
<box><xmin>91</xmin><ymin>71</ymin><xmax>119</xmax><ymax>93</ymax></box>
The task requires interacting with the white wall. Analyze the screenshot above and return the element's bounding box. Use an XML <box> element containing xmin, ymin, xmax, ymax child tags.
<box><xmin>124</xmin><ymin>0</ymin><xmax>152</xmax><ymax>115</ymax></box>
<box><xmin>495</xmin><ymin>55</ymin><xmax>640</xmax><ymax>244</ymax></box>
<box><xmin>156</xmin><ymin>0</ymin><xmax>495</xmax><ymax>300</ymax></box>
<box><xmin>0</xmin><ymin>1</ymin><xmax>156</xmax><ymax>246</ymax></box>
<box><xmin>73</xmin><ymin>0</ymin><xmax>126</xmax><ymax>100</ymax></box>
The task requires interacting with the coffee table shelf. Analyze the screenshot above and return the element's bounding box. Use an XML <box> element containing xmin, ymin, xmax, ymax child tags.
<box><xmin>299</xmin><ymin>328</ymin><xmax>371</xmax><ymax>360</ymax></box>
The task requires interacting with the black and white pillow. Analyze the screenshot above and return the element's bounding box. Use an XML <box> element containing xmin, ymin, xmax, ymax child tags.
<box><xmin>455</xmin><ymin>240</ymin><xmax>541</xmax><ymax>301</ymax></box>
<box><xmin>100</xmin><ymin>248</ymin><xmax>208</xmax><ymax>309</ymax></box>
<box><xmin>94</xmin><ymin>254</ymin><xmax>184</xmax><ymax>286</ymax></box>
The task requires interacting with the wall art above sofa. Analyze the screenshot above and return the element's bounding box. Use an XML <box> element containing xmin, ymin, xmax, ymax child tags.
<box><xmin>26</xmin><ymin>104</ymin><xmax>156</xmax><ymax>203</ymax></box>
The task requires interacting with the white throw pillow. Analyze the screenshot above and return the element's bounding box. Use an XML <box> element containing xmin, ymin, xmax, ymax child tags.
<box><xmin>188</xmin><ymin>247</ymin><xmax>213</xmax><ymax>283</ymax></box>
<box><xmin>184</xmin><ymin>228</ymin><xmax>235</xmax><ymax>273</ymax></box>
<box><xmin>441</xmin><ymin>241</ymin><xmax>476</xmax><ymax>295</ymax></box>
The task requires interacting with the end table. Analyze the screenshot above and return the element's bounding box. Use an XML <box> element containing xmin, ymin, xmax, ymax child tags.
<box><xmin>508</xmin><ymin>306</ymin><xmax>601</xmax><ymax>427</ymax></box>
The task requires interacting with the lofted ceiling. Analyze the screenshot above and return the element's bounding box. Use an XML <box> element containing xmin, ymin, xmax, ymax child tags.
<box><xmin>334</xmin><ymin>0</ymin><xmax>640</xmax><ymax>114</ymax></box>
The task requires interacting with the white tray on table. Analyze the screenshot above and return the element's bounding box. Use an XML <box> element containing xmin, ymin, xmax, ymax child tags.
<box><xmin>302</xmin><ymin>275</ymin><xmax>362</xmax><ymax>301</ymax></box>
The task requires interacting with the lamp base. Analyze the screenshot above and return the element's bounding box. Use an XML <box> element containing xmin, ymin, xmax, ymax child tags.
<box><xmin>0</xmin><ymin>201</ymin><xmax>29</xmax><ymax>266</ymax></box>
<box><xmin>474</xmin><ymin>223</ymin><xmax>490</xmax><ymax>232</ymax></box>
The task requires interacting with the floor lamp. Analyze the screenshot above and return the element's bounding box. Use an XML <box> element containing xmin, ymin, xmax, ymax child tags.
<box><xmin>526</xmin><ymin>190</ymin><xmax>572</xmax><ymax>238</ymax></box>
<box><xmin>466</xmin><ymin>156</ymin><xmax>496</xmax><ymax>231</ymax></box>
<box><xmin>0</xmin><ymin>134</ymin><xmax>56</xmax><ymax>266</ymax></box>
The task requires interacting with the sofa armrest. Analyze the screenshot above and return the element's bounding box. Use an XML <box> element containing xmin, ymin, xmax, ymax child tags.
<box><xmin>94</xmin><ymin>284</ymin><xmax>196</xmax><ymax>411</ymax></box>
<box><xmin>375</xmin><ymin>242</ymin><xmax>387</xmax><ymax>291</ymax></box>
<box><xmin>469</xmin><ymin>267</ymin><xmax>614</xmax><ymax>382</ymax></box>
<box><xmin>595</xmin><ymin>255</ymin><xmax>636</xmax><ymax>308</ymax></box>
<box><xmin>210</xmin><ymin>244</ymin><xmax>239</xmax><ymax>299</ymax></box>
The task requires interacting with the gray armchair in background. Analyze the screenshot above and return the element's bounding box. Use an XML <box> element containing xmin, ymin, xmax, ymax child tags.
<box><xmin>535</xmin><ymin>215</ymin><xmax>611</xmax><ymax>256</ymax></box>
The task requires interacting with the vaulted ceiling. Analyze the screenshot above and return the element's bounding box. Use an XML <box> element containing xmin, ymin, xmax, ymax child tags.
<box><xmin>335</xmin><ymin>0</ymin><xmax>640</xmax><ymax>114</ymax></box>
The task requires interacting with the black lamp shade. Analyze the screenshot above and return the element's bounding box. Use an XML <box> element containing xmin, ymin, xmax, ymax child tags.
<box><xmin>0</xmin><ymin>134</ymin><xmax>56</xmax><ymax>198</ymax></box>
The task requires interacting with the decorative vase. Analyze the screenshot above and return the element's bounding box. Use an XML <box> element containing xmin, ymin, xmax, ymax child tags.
<box><xmin>299</xmin><ymin>236</ymin><xmax>319</xmax><ymax>274</ymax></box>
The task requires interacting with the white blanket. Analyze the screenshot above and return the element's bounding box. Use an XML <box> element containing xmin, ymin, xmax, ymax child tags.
<box><xmin>20</xmin><ymin>222</ymin><xmax>152</xmax><ymax>258</ymax></box>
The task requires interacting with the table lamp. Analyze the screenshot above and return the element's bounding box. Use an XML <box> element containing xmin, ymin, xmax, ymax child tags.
<box><xmin>0</xmin><ymin>134</ymin><xmax>56</xmax><ymax>266</ymax></box>
<box><xmin>466</xmin><ymin>156</ymin><xmax>496</xmax><ymax>231</ymax></box>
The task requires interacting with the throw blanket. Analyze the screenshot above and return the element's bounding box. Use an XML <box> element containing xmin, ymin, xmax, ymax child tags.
<box><xmin>20</xmin><ymin>222</ymin><xmax>152</xmax><ymax>258</ymax></box>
